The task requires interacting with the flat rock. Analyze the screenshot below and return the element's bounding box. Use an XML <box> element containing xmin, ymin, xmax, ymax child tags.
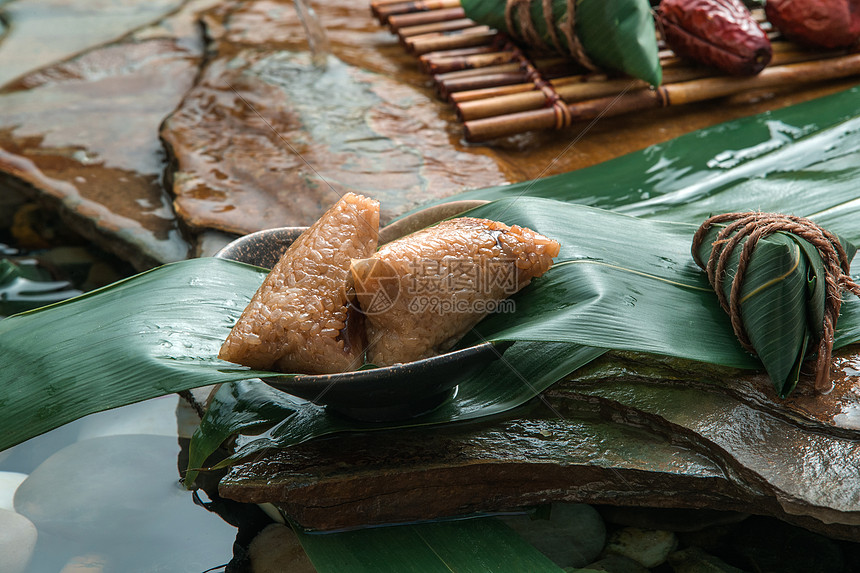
<box><xmin>0</xmin><ymin>0</ymin><xmax>184</xmax><ymax>89</ymax></box>
<box><xmin>160</xmin><ymin>0</ymin><xmax>508</xmax><ymax>234</ymax></box>
<box><xmin>0</xmin><ymin>0</ymin><xmax>217</xmax><ymax>269</ymax></box>
<box><xmin>219</xmin><ymin>348</ymin><xmax>860</xmax><ymax>541</ymax></box>
<box><xmin>160</xmin><ymin>0</ymin><xmax>860</xmax><ymax>236</ymax></box>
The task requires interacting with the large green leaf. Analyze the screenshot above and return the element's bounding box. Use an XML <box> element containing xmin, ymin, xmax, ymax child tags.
<box><xmin>294</xmin><ymin>517</ymin><xmax>565</xmax><ymax>572</ymax></box>
<box><xmin>0</xmin><ymin>259</ymin><xmax>284</xmax><ymax>452</ymax></box>
<box><xmin>3</xmin><ymin>86</ymin><xmax>860</xmax><ymax>464</ymax></box>
<box><xmin>443</xmin><ymin>86</ymin><xmax>860</xmax><ymax>227</ymax></box>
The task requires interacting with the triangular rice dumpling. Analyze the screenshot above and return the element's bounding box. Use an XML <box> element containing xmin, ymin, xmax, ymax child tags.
<box><xmin>219</xmin><ymin>193</ymin><xmax>379</xmax><ymax>374</ymax></box>
<box><xmin>352</xmin><ymin>217</ymin><xmax>560</xmax><ymax>366</ymax></box>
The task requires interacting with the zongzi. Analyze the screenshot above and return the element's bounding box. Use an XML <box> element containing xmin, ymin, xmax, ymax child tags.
<box><xmin>691</xmin><ymin>212</ymin><xmax>860</xmax><ymax>397</ymax></box>
<box><xmin>352</xmin><ymin>217</ymin><xmax>560</xmax><ymax>366</ymax></box>
<box><xmin>460</xmin><ymin>0</ymin><xmax>662</xmax><ymax>85</ymax></box>
<box><xmin>218</xmin><ymin>193</ymin><xmax>379</xmax><ymax>374</ymax></box>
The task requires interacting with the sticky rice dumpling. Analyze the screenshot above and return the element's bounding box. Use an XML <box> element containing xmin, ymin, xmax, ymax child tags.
<box><xmin>352</xmin><ymin>217</ymin><xmax>560</xmax><ymax>366</ymax></box>
<box><xmin>218</xmin><ymin>193</ymin><xmax>379</xmax><ymax>374</ymax></box>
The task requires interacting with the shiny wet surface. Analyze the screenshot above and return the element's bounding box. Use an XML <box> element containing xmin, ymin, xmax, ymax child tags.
<box><xmin>1</xmin><ymin>0</ymin><xmax>859</xmax><ymax>266</ymax></box>
<box><xmin>3</xmin><ymin>0</ymin><xmax>860</xmax><ymax>570</ymax></box>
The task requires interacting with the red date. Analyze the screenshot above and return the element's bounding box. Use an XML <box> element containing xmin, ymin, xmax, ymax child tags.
<box><xmin>657</xmin><ymin>0</ymin><xmax>772</xmax><ymax>76</ymax></box>
<box><xmin>765</xmin><ymin>0</ymin><xmax>860</xmax><ymax>49</ymax></box>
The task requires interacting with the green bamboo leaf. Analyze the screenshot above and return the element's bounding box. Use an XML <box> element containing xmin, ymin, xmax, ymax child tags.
<box><xmin>184</xmin><ymin>379</ymin><xmax>301</xmax><ymax>486</ymax></box>
<box><xmin>0</xmin><ymin>258</ymin><xmax>286</xmax><ymax>452</ymax></box>
<box><xmin>437</xmin><ymin>87</ymin><xmax>860</xmax><ymax>229</ymax></box>
<box><xmin>0</xmin><ymin>259</ymin><xmax>82</xmax><ymax>316</ymax></box>
<box><xmin>295</xmin><ymin>517</ymin><xmax>565</xmax><ymax>573</ymax></box>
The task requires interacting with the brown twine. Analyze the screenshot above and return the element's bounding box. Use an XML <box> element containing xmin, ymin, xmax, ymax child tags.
<box><xmin>506</xmin><ymin>41</ymin><xmax>571</xmax><ymax>129</ymax></box>
<box><xmin>504</xmin><ymin>0</ymin><xmax>597</xmax><ymax>71</ymax></box>
<box><xmin>691</xmin><ymin>212</ymin><xmax>860</xmax><ymax>393</ymax></box>
<box><xmin>505</xmin><ymin>0</ymin><xmax>551</xmax><ymax>53</ymax></box>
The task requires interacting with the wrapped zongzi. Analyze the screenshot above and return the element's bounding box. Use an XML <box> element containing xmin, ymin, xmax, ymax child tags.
<box><xmin>352</xmin><ymin>217</ymin><xmax>560</xmax><ymax>366</ymax></box>
<box><xmin>219</xmin><ymin>193</ymin><xmax>379</xmax><ymax>374</ymax></box>
<box><xmin>460</xmin><ymin>0</ymin><xmax>662</xmax><ymax>86</ymax></box>
<box><xmin>692</xmin><ymin>212</ymin><xmax>860</xmax><ymax>397</ymax></box>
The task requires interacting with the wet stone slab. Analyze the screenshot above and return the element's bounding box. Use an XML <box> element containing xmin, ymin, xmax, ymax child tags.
<box><xmin>2</xmin><ymin>0</ymin><xmax>859</xmax><ymax>265</ymax></box>
<box><xmin>0</xmin><ymin>0</ymin><xmax>185</xmax><ymax>88</ymax></box>
<box><xmin>160</xmin><ymin>0</ymin><xmax>508</xmax><ymax>234</ymax></box>
<box><xmin>0</xmin><ymin>0</ymin><xmax>219</xmax><ymax>269</ymax></box>
<box><xmin>160</xmin><ymin>0</ymin><xmax>860</xmax><ymax>237</ymax></box>
<box><xmin>219</xmin><ymin>348</ymin><xmax>860</xmax><ymax>541</ymax></box>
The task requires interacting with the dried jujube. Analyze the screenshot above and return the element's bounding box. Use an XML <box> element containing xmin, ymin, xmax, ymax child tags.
<box><xmin>657</xmin><ymin>0</ymin><xmax>772</xmax><ymax>75</ymax></box>
<box><xmin>765</xmin><ymin>0</ymin><xmax>860</xmax><ymax>49</ymax></box>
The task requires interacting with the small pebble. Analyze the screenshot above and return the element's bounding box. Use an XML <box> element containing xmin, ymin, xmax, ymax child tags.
<box><xmin>604</xmin><ymin>527</ymin><xmax>677</xmax><ymax>568</ymax></box>
<box><xmin>0</xmin><ymin>507</ymin><xmax>37</xmax><ymax>573</ymax></box>
<box><xmin>59</xmin><ymin>554</ymin><xmax>109</xmax><ymax>572</ymax></box>
<box><xmin>0</xmin><ymin>471</ymin><xmax>28</xmax><ymax>510</ymax></box>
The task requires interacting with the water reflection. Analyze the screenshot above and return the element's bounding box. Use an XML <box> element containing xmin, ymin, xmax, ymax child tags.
<box><xmin>0</xmin><ymin>397</ymin><xmax>238</xmax><ymax>573</ymax></box>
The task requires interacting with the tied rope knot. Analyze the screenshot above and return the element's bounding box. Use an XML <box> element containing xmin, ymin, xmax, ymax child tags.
<box><xmin>502</xmin><ymin>0</ymin><xmax>603</xmax><ymax>130</ymax></box>
<box><xmin>691</xmin><ymin>212</ymin><xmax>860</xmax><ymax>393</ymax></box>
<box><xmin>505</xmin><ymin>41</ymin><xmax>571</xmax><ymax>129</ymax></box>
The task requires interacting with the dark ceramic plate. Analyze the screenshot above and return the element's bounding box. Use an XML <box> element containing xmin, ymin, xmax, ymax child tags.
<box><xmin>215</xmin><ymin>217</ymin><xmax>509</xmax><ymax>422</ymax></box>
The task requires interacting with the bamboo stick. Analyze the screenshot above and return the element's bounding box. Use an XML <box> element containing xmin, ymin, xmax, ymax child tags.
<box><xmin>398</xmin><ymin>18</ymin><xmax>476</xmax><ymax>38</ymax></box>
<box><xmin>438</xmin><ymin>71</ymin><xmax>529</xmax><ymax>98</ymax></box>
<box><xmin>407</xmin><ymin>28</ymin><xmax>496</xmax><ymax>55</ymax></box>
<box><xmin>387</xmin><ymin>7</ymin><xmax>466</xmax><ymax>31</ymax></box>
<box><xmin>424</xmin><ymin>51</ymin><xmax>516</xmax><ymax>74</ymax></box>
<box><xmin>370</xmin><ymin>0</ymin><xmax>410</xmax><ymax>21</ymax></box>
<box><xmin>405</xmin><ymin>25</ymin><xmax>492</xmax><ymax>51</ymax></box>
<box><xmin>375</xmin><ymin>0</ymin><xmax>462</xmax><ymax>22</ymax></box>
<box><xmin>434</xmin><ymin>62</ymin><xmax>522</xmax><ymax>81</ymax></box>
<box><xmin>464</xmin><ymin>53</ymin><xmax>860</xmax><ymax>142</ymax></box>
<box><xmin>450</xmin><ymin>82</ymin><xmax>538</xmax><ymax>103</ymax></box>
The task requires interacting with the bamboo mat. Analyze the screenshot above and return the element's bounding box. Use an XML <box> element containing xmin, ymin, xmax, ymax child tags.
<box><xmin>371</xmin><ymin>0</ymin><xmax>860</xmax><ymax>142</ymax></box>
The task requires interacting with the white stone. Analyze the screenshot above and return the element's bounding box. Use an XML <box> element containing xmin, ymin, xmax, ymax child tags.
<box><xmin>0</xmin><ymin>508</ymin><xmax>37</xmax><ymax>573</ymax></box>
<box><xmin>0</xmin><ymin>471</ymin><xmax>27</xmax><ymax>511</ymax></box>
<box><xmin>60</xmin><ymin>554</ymin><xmax>109</xmax><ymax>572</ymax></box>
